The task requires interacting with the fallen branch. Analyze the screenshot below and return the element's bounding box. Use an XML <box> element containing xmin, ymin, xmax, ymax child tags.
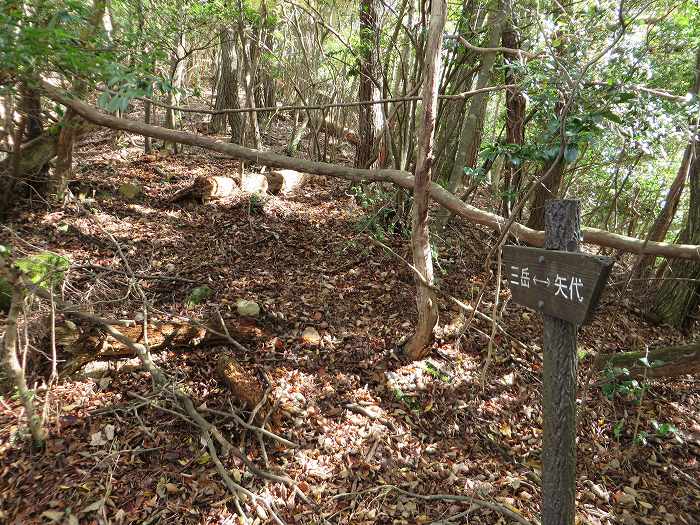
<box><xmin>41</xmin><ymin>81</ymin><xmax>700</xmax><ymax>260</ymax></box>
<box><xmin>100</xmin><ymin>82</ymin><xmax>512</xmax><ymax>116</ymax></box>
<box><xmin>202</xmin><ymin>406</ymin><xmax>298</xmax><ymax>448</ymax></box>
<box><xmin>594</xmin><ymin>342</ymin><xmax>700</xmax><ymax>379</ymax></box>
<box><xmin>19</xmin><ymin>279</ymin><xmax>308</xmax><ymax>520</ymax></box>
<box><xmin>333</xmin><ymin>484</ymin><xmax>537</xmax><ymax>525</ymax></box>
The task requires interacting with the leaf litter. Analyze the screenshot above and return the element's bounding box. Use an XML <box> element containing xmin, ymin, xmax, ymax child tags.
<box><xmin>0</xmin><ymin>129</ymin><xmax>697</xmax><ymax>524</ymax></box>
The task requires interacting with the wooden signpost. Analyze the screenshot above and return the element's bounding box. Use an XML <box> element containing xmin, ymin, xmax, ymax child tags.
<box><xmin>502</xmin><ymin>200</ymin><xmax>613</xmax><ymax>525</ymax></box>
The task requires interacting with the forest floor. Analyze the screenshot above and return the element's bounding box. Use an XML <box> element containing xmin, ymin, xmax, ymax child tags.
<box><xmin>0</xmin><ymin>123</ymin><xmax>699</xmax><ymax>525</ymax></box>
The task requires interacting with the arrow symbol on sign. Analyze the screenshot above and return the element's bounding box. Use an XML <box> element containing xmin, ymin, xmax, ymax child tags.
<box><xmin>533</xmin><ymin>276</ymin><xmax>550</xmax><ymax>287</ymax></box>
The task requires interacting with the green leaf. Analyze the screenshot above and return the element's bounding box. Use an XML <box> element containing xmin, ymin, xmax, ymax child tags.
<box><xmin>15</xmin><ymin>252</ymin><xmax>70</xmax><ymax>289</ymax></box>
<box><xmin>185</xmin><ymin>285</ymin><xmax>211</xmax><ymax>307</ymax></box>
<box><xmin>599</xmin><ymin>110</ymin><xmax>623</xmax><ymax>125</ymax></box>
<box><xmin>638</xmin><ymin>356</ymin><xmax>651</xmax><ymax>368</ymax></box>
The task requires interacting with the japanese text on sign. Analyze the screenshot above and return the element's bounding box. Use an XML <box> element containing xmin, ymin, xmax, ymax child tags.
<box><xmin>509</xmin><ymin>266</ymin><xmax>585</xmax><ymax>303</ymax></box>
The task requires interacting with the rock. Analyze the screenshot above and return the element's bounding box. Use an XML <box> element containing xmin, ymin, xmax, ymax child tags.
<box><xmin>118</xmin><ymin>182</ymin><xmax>141</xmax><ymax>199</ymax></box>
<box><xmin>236</xmin><ymin>299</ymin><xmax>260</xmax><ymax>317</ymax></box>
<box><xmin>301</xmin><ymin>326</ymin><xmax>321</xmax><ymax>345</ymax></box>
<box><xmin>240</xmin><ymin>173</ymin><xmax>268</xmax><ymax>194</ymax></box>
<box><xmin>265</xmin><ymin>169</ymin><xmax>309</xmax><ymax>195</ymax></box>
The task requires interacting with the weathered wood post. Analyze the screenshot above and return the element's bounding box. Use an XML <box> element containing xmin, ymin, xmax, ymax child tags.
<box><xmin>501</xmin><ymin>199</ymin><xmax>613</xmax><ymax>525</ymax></box>
<box><xmin>541</xmin><ymin>199</ymin><xmax>580</xmax><ymax>525</ymax></box>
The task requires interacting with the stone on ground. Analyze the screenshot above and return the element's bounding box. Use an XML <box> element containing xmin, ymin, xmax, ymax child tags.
<box><xmin>301</xmin><ymin>326</ymin><xmax>321</xmax><ymax>345</ymax></box>
<box><xmin>236</xmin><ymin>299</ymin><xmax>261</xmax><ymax>317</ymax></box>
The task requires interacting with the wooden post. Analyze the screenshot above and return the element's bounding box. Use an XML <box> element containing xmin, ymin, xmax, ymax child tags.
<box><xmin>542</xmin><ymin>199</ymin><xmax>580</xmax><ymax>525</ymax></box>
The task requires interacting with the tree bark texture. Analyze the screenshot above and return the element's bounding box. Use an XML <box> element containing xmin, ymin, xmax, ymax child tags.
<box><xmin>542</xmin><ymin>199</ymin><xmax>580</xmax><ymax>525</ymax></box>
<box><xmin>2</xmin><ymin>284</ymin><xmax>46</xmax><ymax>445</ymax></box>
<box><xmin>355</xmin><ymin>0</ymin><xmax>383</xmax><ymax>169</ymax></box>
<box><xmin>51</xmin><ymin>0</ymin><xmax>107</xmax><ymax>199</ymax></box>
<box><xmin>41</xmin><ymin>81</ymin><xmax>700</xmax><ymax>261</ymax></box>
<box><xmin>445</xmin><ymin>4</ymin><xmax>503</xmax><ymax>197</ymax></box>
<box><xmin>403</xmin><ymin>0</ymin><xmax>447</xmax><ymax>361</ymax></box>
<box><xmin>237</xmin><ymin>2</ymin><xmax>262</xmax><ymax>150</ymax></box>
<box><xmin>527</xmin><ymin>157</ymin><xmax>566</xmax><ymax>231</ymax></box>
<box><xmin>211</xmin><ymin>28</ymin><xmax>243</xmax><ymax>141</ymax></box>
<box><xmin>500</xmin><ymin>0</ymin><xmax>526</xmax><ymax>218</ymax></box>
<box><xmin>165</xmin><ymin>31</ymin><xmax>188</xmax><ymax>152</ymax></box>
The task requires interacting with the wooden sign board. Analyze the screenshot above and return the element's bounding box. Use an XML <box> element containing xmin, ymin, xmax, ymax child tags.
<box><xmin>502</xmin><ymin>246</ymin><xmax>613</xmax><ymax>325</ymax></box>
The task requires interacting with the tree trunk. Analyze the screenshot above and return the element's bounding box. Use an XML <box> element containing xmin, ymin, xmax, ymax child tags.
<box><xmin>165</xmin><ymin>32</ymin><xmax>187</xmax><ymax>153</ymax></box>
<box><xmin>210</xmin><ymin>27</ymin><xmax>243</xmax><ymax>142</ymax></box>
<box><xmin>651</xmin><ymin>154</ymin><xmax>700</xmax><ymax>328</ymax></box>
<box><xmin>22</xmin><ymin>86</ymin><xmax>43</xmax><ymax>141</ymax></box>
<box><xmin>50</xmin><ymin>0</ymin><xmax>107</xmax><ymax>199</ymax></box>
<box><xmin>355</xmin><ymin>0</ymin><xmax>383</xmax><ymax>169</ymax></box>
<box><xmin>137</xmin><ymin>0</ymin><xmax>152</xmax><ymax>153</ymax></box>
<box><xmin>444</xmin><ymin>5</ymin><xmax>503</xmax><ymax>197</ymax></box>
<box><xmin>526</xmin><ymin>2</ymin><xmax>568</xmax><ymax>232</ymax></box>
<box><xmin>499</xmin><ymin>0</ymin><xmax>526</xmax><ymax>218</ymax></box>
<box><xmin>595</xmin><ymin>342</ymin><xmax>700</xmax><ymax>379</ymax></box>
<box><xmin>403</xmin><ymin>0</ymin><xmax>446</xmax><ymax>361</ymax></box>
<box><xmin>526</xmin><ymin>156</ymin><xmax>566</xmax><ymax>231</ymax></box>
<box><xmin>2</xmin><ymin>283</ymin><xmax>46</xmax><ymax>445</ymax></box>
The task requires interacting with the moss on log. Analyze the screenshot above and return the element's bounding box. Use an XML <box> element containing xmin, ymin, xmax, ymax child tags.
<box><xmin>594</xmin><ymin>342</ymin><xmax>700</xmax><ymax>379</ymax></box>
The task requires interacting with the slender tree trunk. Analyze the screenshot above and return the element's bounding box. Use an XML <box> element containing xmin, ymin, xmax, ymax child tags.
<box><xmin>3</xmin><ymin>93</ymin><xmax>27</xmax><ymax>215</ymax></box>
<box><xmin>633</xmin><ymin>46</ymin><xmax>700</xmax><ymax>283</ymax></box>
<box><xmin>526</xmin><ymin>157</ymin><xmax>566</xmax><ymax>231</ymax></box>
<box><xmin>434</xmin><ymin>2</ymin><xmax>483</xmax><ymax>182</ymax></box>
<box><xmin>444</xmin><ymin>3</ymin><xmax>503</xmax><ymax>197</ymax></box>
<box><xmin>210</xmin><ymin>27</ymin><xmax>243</xmax><ymax>142</ymax></box>
<box><xmin>355</xmin><ymin>0</ymin><xmax>383</xmax><ymax>169</ymax></box>
<box><xmin>2</xmin><ymin>284</ymin><xmax>46</xmax><ymax>446</ymax></box>
<box><xmin>165</xmin><ymin>32</ymin><xmax>187</xmax><ymax>153</ymax></box>
<box><xmin>499</xmin><ymin>0</ymin><xmax>526</xmax><ymax>218</ymax></box>
<box><xmin>23</xmin><ymin>86</ymin><xmax>42</xmax><ymax>141</ymax></box>
<box><xmin>525</xmin><ymin>2</ymin><xmax>568</xmax><ymax>232</ymax></box>
<box><xmin>50</xmin><ymin>0</ymin><xmax>107</xmax><ymax>199</ymax></box>
<box><xmin>634</xmin><ymin>85</ymin><xmax>699</xmax><ymax>281</ymax></box>
<box><xmin>403</xmin><ymin>0</ymin><xmax>447</xmax><ymax>361</ymax></box>
<box><xmin>136</xmin><ymin>0</ymin><xmax>151</xmax><ymax>153</ymax></box>
<box><xmin>238</xmin><ymin>32</ymin><xmax>262</xmax><ymax>149</ymax></box>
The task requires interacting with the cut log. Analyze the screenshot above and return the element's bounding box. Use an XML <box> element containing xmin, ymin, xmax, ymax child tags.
<box><xmin>59</xmin><ymin>316</ymin><xmax>272</xmax><ymax>376</ymax></box>
<box><xmin>170</xmin><ymin>175</ymin><xmax>238</xmax><ymax>203</ymax></box>
<box><xmin>594</xmin><ymin>342</ymin><xmax>700</xmax><ymax>379</ymax></box>
<box><xmin>240</xmin><ymin>173</ymin><xmax>268</xmax><ymax>194</ymax></box>
<box><xmin>265</xmin><ymin>169</ymin><xmax>309</xmax><ymax>195</ymax></box>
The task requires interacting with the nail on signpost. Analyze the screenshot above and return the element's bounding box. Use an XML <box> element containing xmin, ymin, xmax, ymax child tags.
<box><xmin>501</xmin><ymin>200</ymin><xmax>613</xmax><ymax>525</ymax></box>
